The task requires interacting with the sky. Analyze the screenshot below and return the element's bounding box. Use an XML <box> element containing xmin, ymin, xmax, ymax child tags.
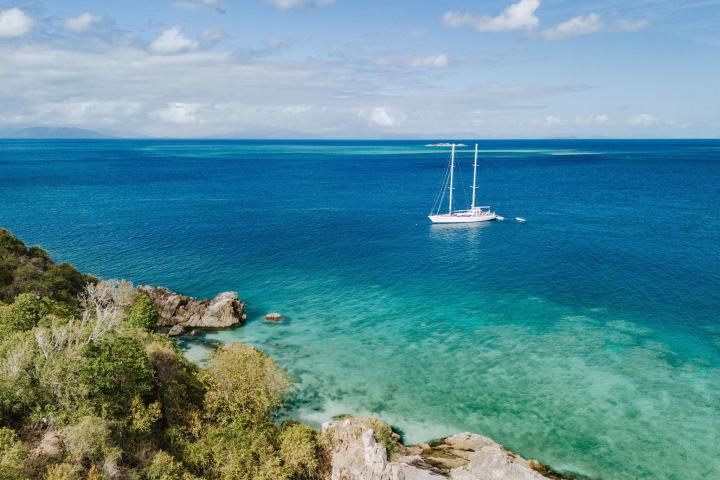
<box><xmin>0</xmin><ymin>0</ymin><xmax>719</xmax><ymax>138</ymax></box>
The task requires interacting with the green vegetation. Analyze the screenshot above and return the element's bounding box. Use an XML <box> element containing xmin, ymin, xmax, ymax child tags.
<box><xmin>0</xmin><ymin>229</ymin><xmax>96</xmax><ymax>306</ymax></box>
<box><xmin>361</xmin><ymin>418</ymin><xmax>398</xmax><ymax>458</ymax></box>
<box><xmin>79</xmin><ymin>335</ymin><xmax>156</xmax><ymax>416</ymax></box>
<box><xmin>126</xmin><ymin>293</ymin><xmax>159</xmax><ymax>331</ymax></box>
<box><xmin>0</xmin><ymin>230</ymin><xmax>326</xmax><ymax>479</ymax></box>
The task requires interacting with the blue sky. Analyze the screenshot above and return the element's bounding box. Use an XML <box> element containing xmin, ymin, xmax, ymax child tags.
<box><xmin>0</xmin><ymin>0</ymin><xmax>718</xmax><ymax>137</ymax></box>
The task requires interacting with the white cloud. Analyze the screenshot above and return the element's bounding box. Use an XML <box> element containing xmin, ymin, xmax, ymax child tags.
<box><xmin>376</xmin><ymin>53</ymin><xmax>449</xmax><ymax>69</ymax></box>
<box><xmin>542</xmin><ymin>13</ymin><xmax>602</xmax><ymax>40</ymax></box>
<box><xmin>200</xmin><ymin>28</ymin><xmax>225</xmax><ymax>43</ymax></box>
<box><xmin>360</xmin><ymin>107</ymin><xmax>405</xmax><ymax>128</ymax></box>
<box><xmin>153</xmin><ymin>103</ymin><xmax>204</xmax><ymax>124</ymax></box>
<box><xmin>544</xmin><ymin>115</ymin><xmax>563</xmax><ymax>126</ymax></box>
<box><xmin>31</xmin><ymin>101</ymin><xmax>143</xmax><ymax>124</ymax></box>
<box><xmin>0</xmin><ymin>8</ymin><xmax>33</xmax><ymax>38</ymax></box>
<box><xmin>442</xmin><ymin>0</ymin><xmax>540</xmax><ymax>33</ymax></box>
<box><xmin>0</xmin><ymin>43</ymin><xmax>593</xmax><ymax>137</ymax></box>
<box><xmin>541</xmin><ymin>15</ymin><xmax>646</xmax><ymax>40</ymax></box>
<box><xmin>627</xmin><ymin>113</ymin><xmax>659</xmax><ymax>127</ymax></box>
<box><xmin>614</xmin><ymin>19</ymin><xmax>648</xmax><ymax>32</ymax></box>
<box><xmin>267</xmin><ymin>0</ymin><xmax>334</xmax><ymax>10</ymax></box>
<box><xmin>411</xmin><ymin>54</ymin><xmax>449</xmax><ymax>68</ymax></box>
<box><xmin>281</xmin><ymin>105</ymin><xmax>313</xmax><ymax>115</ymax></box>
<box><xmin>575</xmin><ymin>114</ymin><xmax>609</xmax><ymax>125</ymax></box>
<box><xmin>174</xmin><ymin>0</ymin><xmax>226</xmax><ymax>13</ymax></box>
<box><xmin>150</xmin><ymin>27</ymin><xmax>199</xmax><ymax>54</ymax></box>
<box><xmin>64</xmin><ymin>13</ymin><xmax>103</xmax><ymax>33</ymax></box>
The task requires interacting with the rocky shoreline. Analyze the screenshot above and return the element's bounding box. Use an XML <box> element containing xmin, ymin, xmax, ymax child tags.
<box><xmin>149</xmin><ymin>286</ymin><xmax>565</xmax><ymax>480</ymax></box>
<box><xmin>324</xmin><ymin>417</ymin><xmax>568</xmax><ymax>480</ymax></box>
<box><xmin>138</xmin><ymin>285</ymin><xmax>246</xmax><ymax>336</ymax></box>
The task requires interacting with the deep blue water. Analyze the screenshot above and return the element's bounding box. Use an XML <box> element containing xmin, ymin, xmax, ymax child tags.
<box><xmin>1</xmin><ymin>139</ymin><xmax>719</xmax><ymax>479</ymax></box>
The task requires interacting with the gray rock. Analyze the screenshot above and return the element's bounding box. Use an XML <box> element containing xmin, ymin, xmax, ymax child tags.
<box><xmin>168</xmin><ymin>324</ymin><xmax>187</xmax><ymax>336</ymax></box>
<box><xmin>323</xmin><ymin>418</ymin><xmax>555</xmax><ymax>480</ymax></box>
<box><xmin>265</xmin><ymin>312</ymin><xmax>284</xmax><ymax>323</ymax></box>
<box><xmin>35</xmin><ymin>429</ymin><xmax>64</xmax><ymax>459</ymax></box>
<box><xmin>137</xmin><ymin>285</ymin><xmax>245</xmax><ymax>331</ymax></box>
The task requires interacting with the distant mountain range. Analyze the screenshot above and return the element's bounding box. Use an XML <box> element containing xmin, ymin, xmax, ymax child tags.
<box><xmin>0</xmin><ymin>127</ymin><xmax>111</xmax><ymax>139</ymax></box>
<box><xmin>0</xmin><ymin>126</ymin><xmax>650</xmax><ymax>141</ymax></box>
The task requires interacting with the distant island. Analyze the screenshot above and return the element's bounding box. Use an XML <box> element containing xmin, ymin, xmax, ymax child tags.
<box><xmin>0</xmin><ymin>127</ymin><xmax>111</xmax><ymax>139</ymax></box>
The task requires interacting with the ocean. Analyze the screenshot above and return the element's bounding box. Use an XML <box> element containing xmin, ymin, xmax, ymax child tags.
<box><xmin>1</xmin><ymin>139</ymin><xmax>718</xmax><ymax>479</ymax></box>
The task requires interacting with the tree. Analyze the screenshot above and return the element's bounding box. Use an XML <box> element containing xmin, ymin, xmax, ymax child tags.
<box><xmin>0</xmin><ymin>331</ymin><xmax>43</xmax><ymax>425</ymax></box>
<box><xmin>143</xmin><ymin>451</ymin><xmax>198</xmax><ymax>480</ymax></box>
<box><xmin>0</xmin><ymin>427</ymin><xmax>29</xmax><ymax>480</ymax></box>
<box><xmin>79</xmin><ymin>335</ymin><xmax>156</xmax><ymax>415</ymax></box>
<box><xmin>203</xmin><ymin>343</ymin><xmax>290</xmax><ymax>424</ymax></box>
<box><xmin>0</xmin><ymin>229</ymin><xmax>327</xmax><ymax>480</ymax></box>
<box><xmin>127</xmin><ymin>293</ymin><xmax>159</xmax><ymax>331</ymax></box>
<box><xmin>279</xmin><ymin>422</ymin><xmax>322</xmax><ymax>479</ymax></box>
<box><xmin>0</xmin><ymin>293</ymin><xmax>55</xmax><ymax>333</ymax></box>
<box><xmin>62</xmin><ymin>416</ymin><xmax>117</xmax><ymax>464</ymax></box>
<box><xmin>0</xmin><ymin>229</ymin><xmax>94</xmax><ymax>306</ymax></box>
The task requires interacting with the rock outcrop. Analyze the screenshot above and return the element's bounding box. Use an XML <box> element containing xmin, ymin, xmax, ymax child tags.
<box><xmin>137</xmin><ymin>285</ymin><xmax>246</xmax><ymax>336</ymax></box>
<box><xmin>34</xmin><ymin>429</ymin><xmax>64</xmax><ymax>460</ymax></box>
<box><xmin>264</xmin><ymin>312</ymin><xmax>284</xmax><ymax>323</ymax></box>
<box><xmin>323</xmin><ymin>418</ymin><xmax>560</xmax><ymax>480</ymax></box>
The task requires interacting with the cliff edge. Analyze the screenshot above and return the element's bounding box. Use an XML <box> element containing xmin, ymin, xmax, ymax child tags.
<box><xmin>323</xmin><ymin>417</ymin><xmax>564</xmax><ymax>480</ymax></box>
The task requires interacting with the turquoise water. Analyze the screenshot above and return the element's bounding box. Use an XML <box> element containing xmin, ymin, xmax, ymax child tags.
<box><xmin>1</xmin><ymin>139</ymin><xmax>719</xmax><ymax>479</ymax></box>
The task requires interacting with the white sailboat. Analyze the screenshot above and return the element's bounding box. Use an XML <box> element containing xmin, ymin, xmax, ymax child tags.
<box><xmin>428</xmin><ymin>143</ymin><xmax>498</xmax><ymax>224</ymax></box>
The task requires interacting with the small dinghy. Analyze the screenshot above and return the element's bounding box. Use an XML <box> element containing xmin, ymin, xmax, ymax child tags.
<box><xmin>515</xmin><ymin>217</ymin><xmax>526</xmax><ymax>223</ymax></box>
<box><xmin>496</xmin><ymin>215</ymin><xmax>505</xmax><ymax>221</ymax></box>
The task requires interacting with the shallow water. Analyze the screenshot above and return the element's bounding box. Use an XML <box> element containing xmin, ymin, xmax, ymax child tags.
<box><xmin>1</xmin><ymin>139</ymin><xmax>719</xmax><ymax>479</ymax></box>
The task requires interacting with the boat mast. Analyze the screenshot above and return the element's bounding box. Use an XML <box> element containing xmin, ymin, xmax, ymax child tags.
<box><xmin>448</xmin><ymin>144</ymin><xmax>455</xmax><ymax>214</ymax></box>
<box><xmin>471</xmin><ymin>143</ymin><xmax>478</xmax><ymax>210</ymax></box>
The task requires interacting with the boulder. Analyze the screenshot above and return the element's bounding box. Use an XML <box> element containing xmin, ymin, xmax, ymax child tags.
<box><xmin>35</xmin><ymin>429</ymin><xmax>64</xmax><ymax>459</ymax></box>
<box><xmin>168</xmin><ymin>324</ymin><xmax>187</xmax><ymax>336</ymax></box>
<box><xmin>137</xmin><ymin>285</ymin><xmax>245</xmax><ymax>333</ymax></box>
<box><xmin>323</xmin><ymin>418</ymin><xmax>557</xmax><ymax>480</ymax></box>
<box><xmin>264</xmin><ymin>312</ymin><xmax>284</xmax><ymax>323</ymax></box>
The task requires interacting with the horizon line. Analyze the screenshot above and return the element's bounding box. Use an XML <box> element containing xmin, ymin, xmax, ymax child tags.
<box><xmin>2</xmin><ymin>136</ymin><xmax>720</xmax><ymax>141</ymax></box>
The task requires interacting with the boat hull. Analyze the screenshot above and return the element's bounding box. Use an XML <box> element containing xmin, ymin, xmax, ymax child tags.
<box><xmin>428</xmin><ymin>213</ymin><xmax>497</xmax><ymax>224</ymax></box>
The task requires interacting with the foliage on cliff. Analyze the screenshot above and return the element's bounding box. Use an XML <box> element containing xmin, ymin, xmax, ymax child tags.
<box><xmin>0</xmin><ymin>230</ymin><xmax>325</xmax><ymax>479</ymax></box>
<box><xmin>126</xmin><ymin>293</ymin><xmax>159</xmax><ymax>332</ymax></box>
<box><xmin>0</xmin><ymin>229</ymin><xmax>96</xmax><ymax>306</ymax></box>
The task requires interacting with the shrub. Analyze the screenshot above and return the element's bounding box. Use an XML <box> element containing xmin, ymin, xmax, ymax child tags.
<box><xmin>127</xmin><ymin>294</ymin><xmax>159</xmax><ymax>332</ymax></box>
<box><xmin>143</xmin><ymin>451</ymin><xmax>197</xmax><ymax>480</ymax></box>
<box><xmin>130</xmin><ymin>396</ymin><xmax>162</xmax><ymax>435</ymax></box>
<box><xmin>279</xmin><ymin>422</ymin><xmax>321</xmax><ymax>479</ymax></box>
<box><xmin>191</xmin><ymin>424</ymin><xmax>286</xmax><ymax>480</ymax></box>
<box><xmin>44</xmin><ymin>263</ymin><xmax>93</xmax><ymax>306</ymax></box>
<box><xmin>203</xmin><ymin>343</ymin><xmax>290</xmax><ymax>424</ymax></box>
<box><xmin>63</xmin><ymin>416</ymin><xmax>119</xmax><ymax>465</ymax></box>
<box><xmin>43</xmin><ymin>463</ymin><xmax>84</xmax><ymax>480</ymax></box>
<box><xmin>0</xmin><ymin>331</ymin><xmax>44</xmax><ymax>424</ymax></box>
<box><xmin>361</xmin><ymin>418</ymin><xmax>398</xmax><ymax>458</ymax></box>
<box><xmin>79</xmin><ymin>335</ymin><xmax>156</xmax><ymax>415</ymax></box>
<box><xmin>146</xmin><ymin>343</ymin><xmax>204</xmax><ymax>428</ymax></box>
<box><xmin>0</xmin><ymin>427</ymin><xmax>29</xmax><ymax>479</ymax></box>
<box><xmin>0</xmin><ymin>229</ymin><xmax>327</xmax><ymax>480</ymax></box>
<box><xmin>0</xmin><ymin>229</ymin><xmax>94</xmax><ymax>306</ymax></box>
<box><xmin>0</xmin><ymin>293</ymin><xmax>55</xmax><ymax>333</ymax></box>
